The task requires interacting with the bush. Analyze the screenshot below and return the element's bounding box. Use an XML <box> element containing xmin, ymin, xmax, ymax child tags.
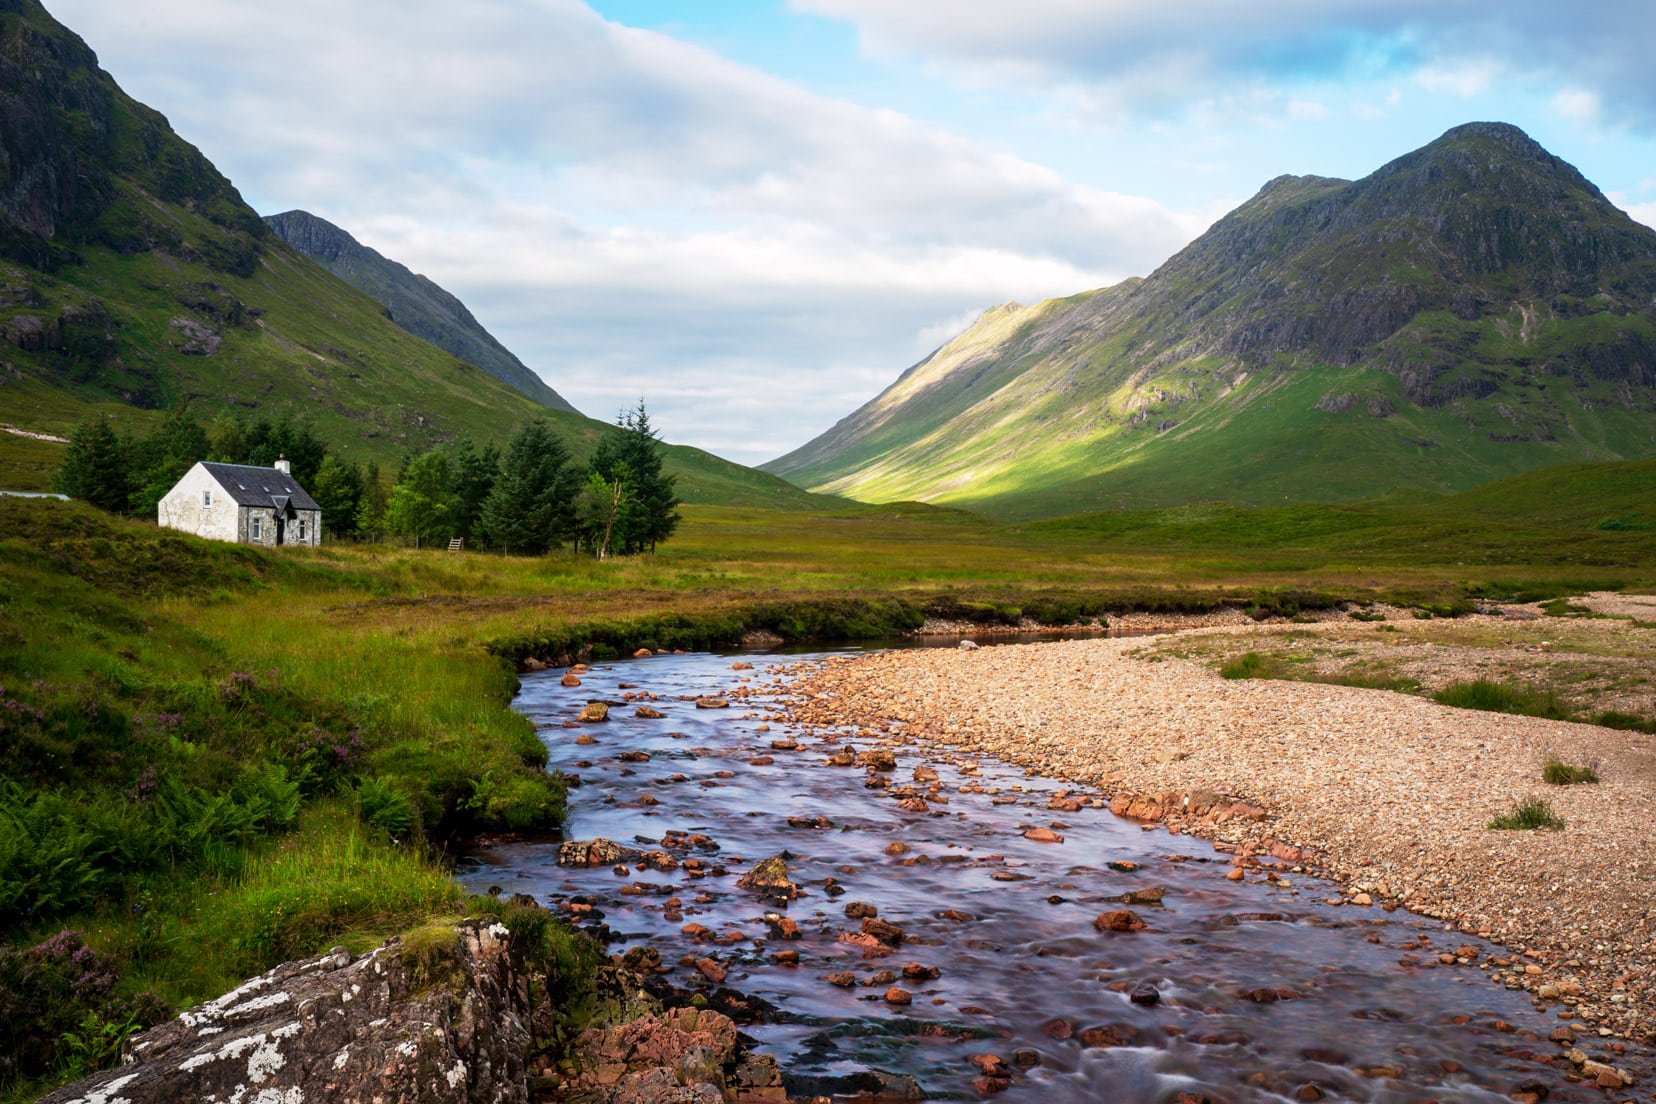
<box><xmin>1487</xmin><ymin>796</ymin><xmax>1565</xmax><ymax>831</ymax></box>
<box><xmin>1541</xmin><ymin>757</ymin><xmax>1599</xmax><ymax>785</ymax></box>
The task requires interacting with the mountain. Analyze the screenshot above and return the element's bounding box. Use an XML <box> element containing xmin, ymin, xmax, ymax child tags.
<box><xmin>0</xmin><ymin>0</ymin><xmax>824</xmax><ymax>509</ymax></box>
<box><xmin>767</xmin><ymin>123</ymin><xmax>1656</xmax><ymax>518</ymax></box>
<box><xmin>263</xmin><ymin>209</ymin><xmax>576</xmax><ymax>413</ymax></box>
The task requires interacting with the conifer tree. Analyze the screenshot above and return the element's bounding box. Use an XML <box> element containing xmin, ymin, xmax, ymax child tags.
<box><xmin>52</xmin><ymin>419</ymin><xmax>131</xmax><ymax>513</ymax></box>
<box><xmin>479</xmin><ymin>419</ymin><xmax>576</xmax><ymax>555</ymax></box>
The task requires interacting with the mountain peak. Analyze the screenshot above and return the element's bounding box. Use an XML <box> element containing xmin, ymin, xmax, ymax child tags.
<box><xmin>768</xmin><ymin>123</ymin><xmax>1656</xmax><ymax>517</ymax></box>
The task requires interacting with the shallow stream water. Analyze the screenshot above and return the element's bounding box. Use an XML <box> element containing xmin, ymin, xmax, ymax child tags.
<box><xmin>458</xmin><ymin>646</ymin><xmax>1642</xmax><ymax>1102</ymax></box>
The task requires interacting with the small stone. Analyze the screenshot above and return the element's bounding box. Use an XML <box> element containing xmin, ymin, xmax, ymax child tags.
<box><xmin>828</xmin><ymin>972</ymin><xmax>856</xmax><ymax>987</ymax></box>
<box><xmin>845</xmin><ymin>901</ymin><xmax>879</xmax><ymax>919</ymax></box>
<box><xmin>633</xmin><ymin>648</ymin><xmax>653</xmax><ymax>658</ymax></box>
<box><xmin>1352</xmin><ymin>892</ymin><xmax>1373</xmax><ymax>906</ymax></box>
<box><xmin>1024</xmin><ymin>827</ymin><xmax>1064</xmax><ymax>843</ymax></box>
<box><xmin>696</xmin><ymin>697</ymin><xmax>729</xmax><ymax>709</ymax></box>
<box><xmin>884</xmin><ymin>987</ymin><xmax>912</xmax><ymax>1005</ymax></box>
<box><xmin>634</xmin><ymin>706</ymin><xmax>666</xmax><ymax>719</ymax></box>
<box><xmin>1130</xmin><ymin>983</ymin><xmax>1160</xmax><ymax>1006</ymax></box>
<box><xmin>695</xmin><ymin>957</ymin><xmax>726</xmax><ymax>982</ymax></box>
<box><xmin>561</xmin><ymin>673</ymin><xmax>581</xmax><ymax>686</ymax></box>
<box><xmin>1094</xmin><ymin>910</ymin><xmax>1146</xmax><ymax>933</ymax></box>
<box><xmin>885</xmin><ymin>841</ymin><xmax>910</xmax><ymax>856</ymax></box>
<box><xmin>577</xmin><ymin>702</ymin><xmax>609</xmax><ymax>723</ymax></box>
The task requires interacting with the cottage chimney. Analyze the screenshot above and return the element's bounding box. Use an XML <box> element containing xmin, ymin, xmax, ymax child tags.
<box><xmin>274</xmin><ymin>456</ymin><xmax>291</xmax><ymax>475</ymax></box>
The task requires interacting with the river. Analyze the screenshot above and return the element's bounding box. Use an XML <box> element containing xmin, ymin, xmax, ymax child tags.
<box><xmin>458</xmin><ymin>645</ymin><xmax>1640</xmax><ymax>1102</ymax></box>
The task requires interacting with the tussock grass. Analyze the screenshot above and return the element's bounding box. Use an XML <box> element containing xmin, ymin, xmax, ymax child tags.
<box><xmin>1487</xmin><ymin>796</ymin><xmax>1565</xmax><ymax>831</ymax></box>
<box><xmin>1541</xmin><ymin>757</ymin><xmax>1600</xmax><ymax>785</ymax></box>
<box><xmin>1433</xmin><ymin>679</ymin><xmax>1572</xmax><ymax>721</ymax></box>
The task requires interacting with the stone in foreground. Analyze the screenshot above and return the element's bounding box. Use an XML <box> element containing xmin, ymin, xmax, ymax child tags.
<box><xmin>41</xmin><ymin>919</ymin><xmax>529</xmax><ymax>1104</ymax></box>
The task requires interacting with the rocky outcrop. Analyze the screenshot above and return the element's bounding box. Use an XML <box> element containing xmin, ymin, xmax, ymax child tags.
<box><xmin>40</xmin><ymin>919</ymin><xmax>532</xmax><ymax>1104</ymax></box>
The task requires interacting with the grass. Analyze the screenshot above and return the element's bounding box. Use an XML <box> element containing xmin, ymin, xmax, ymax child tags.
<box><xmin>1541</xmin><ymin>757</ymin><xmax>1600</xmax><ymax>786</ymax></box>
<box><xmin>1433</xmin><ymin>679</ymin><xmax>1572</xmax><ymax>721</ymax></box>
<box><xmin>1487</xmin><ymin>796</ymin><xmax>1566</xmax><ymax>831</ymax></box>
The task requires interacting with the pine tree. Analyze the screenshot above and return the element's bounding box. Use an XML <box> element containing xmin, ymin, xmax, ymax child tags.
<box><xmin>450</xmin><ymin>438</ymin><xmax>500</xmax><ymax>542</ymax></box>
<box><xmin>52</xmin><ymin>419</ymin><xmax>131</xmax><ymax>513</ymax></box>
<box><xmin>610</xmin><ymin>400</ymin><xmax>678</xmax><ymax>553</ymax></box>
<box><xmin>479</xmin><ymin>420</ymin><xmax>576</xmax><ymax>555</ymax></box>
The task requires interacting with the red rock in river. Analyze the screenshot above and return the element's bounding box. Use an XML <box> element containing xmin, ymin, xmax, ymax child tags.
<box><xmin>736</xmin><ymin>853</ymin><xmax>799</xmax><ymax>901</ymax></box>
<box><xmin>1023</xmin><ymin>827</ymin><xmax>1064</xmax><ymax>843</ymax></box>
<box><xmin>1094</xmin><ymin>909</ymin><xmax>1146</xmax><ymax>932</ymax></box>
<box><xmin>560</xmin><ymin>673</ymin><xmax>581</xmax><ymax>687</ymax></box>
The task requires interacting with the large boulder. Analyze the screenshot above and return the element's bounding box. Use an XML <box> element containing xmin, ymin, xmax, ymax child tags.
<box><xmin>40</xmin><ymin>919</ymin><xmax>531</xmax><ymax>1104</ymax></box>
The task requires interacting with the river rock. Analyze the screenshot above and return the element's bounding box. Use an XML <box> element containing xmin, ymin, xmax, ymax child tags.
<box><xmin>1094</xmin><ymin>910</ymin><xmax>1147</xmax><ymax>932</ymax></box>
<box><xmin>1079</xmin><ymin>1023</ymin><xmax>1144</xmax><ymax>1048</ymax></box>
<box><xmin>634</xmin><ymin>706</ymin><xmax>666</xmax><ymax>719</ymax></box>
<box><xmin>40</xmin><ymin>920</ymin><xmax>529</xmax><ymax>1104</ymax></box>
<box><xmin>565</xmin><ymin>1006</ymin><xmax>750</xmax><ymax>1103</ymax></box>
<box><xmin>1023</xmin><ymin>827</ymin><xmax>1064</xmax><ymax>843</ymax></box>
<box><xmin>860</xmin><ymin>917</ymin><xmax>907</xmax><ymax>947</ymax></box>
<box><xmin>1116</xmin><ymin>886</ymin><xmax>1167</xmax><ymax>906</ymax></box>
<box><xmin>844</xmin><ymin>901</ymin><xmax>879</xmax><ymax>919</ymax></box>
<box><xmin>561</xmin><ymin>673</ymin><xmax>582</xmax><ymax>686</ymax></box>
<box><xmin>859</xmin><ymin>748</ymin><xmax>897</xmax><ymax>771</ymax></box>
<box><xmin>579</xmin><ymin>702</ymin><xmax>610</xmax><ymax>723</ymax></box>
<box><xmin>883</xmin><ymin>987</ymin><xmax>912</xmax><ymax>1005</ymax></box>
<box><xmin>560</xmin><ymin>838</ymin><xmax>644</xmax><ymax>867</ymax></box>
<box><xmin>736</xmin><ymin>854</ymin><xmax>799</xmax><ymax>901</ymax></box>
<box><xmin>633</xmin><ymin>648</ymin><xmax>653</xmax><ymax>658</ymax></box>
<box><xmin>695</xmin><ymin>697</ymin><xmax>729</xmax><ymax>709</ymax></box>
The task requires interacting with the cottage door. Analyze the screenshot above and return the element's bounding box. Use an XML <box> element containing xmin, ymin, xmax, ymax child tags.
<box><xmin>276</xmin><ymin>517</ymin><xmax>286</xmax><ymax>545</ymax></box>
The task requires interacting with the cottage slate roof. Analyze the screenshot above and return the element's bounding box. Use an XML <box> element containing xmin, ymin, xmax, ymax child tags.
<box><xmin>199</xmin><ymin>463</ymin><xmax>321</xmax><ymax>512</ymax></box>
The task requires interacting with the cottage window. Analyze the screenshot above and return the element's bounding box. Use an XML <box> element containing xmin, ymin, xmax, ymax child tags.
<box><xmin>202</xmin><ymin>489</ymin><xmax>212</xmax><ymax>508</ymax></box>
<box><xmin>251</xmin><ymin>516</ymin><xmax>263</xmax><ymax>540</ymax></box>
<box><xmin>297</xmin><ymin>520</ymin><xmax>307</xmax><ymax>541</ymax></box>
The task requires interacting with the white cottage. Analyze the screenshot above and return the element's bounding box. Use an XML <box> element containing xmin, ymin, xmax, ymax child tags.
<box><xmin>158</xmin><ymin>459</ymin><xmax>322</xmax><ymax>547</ymax></box>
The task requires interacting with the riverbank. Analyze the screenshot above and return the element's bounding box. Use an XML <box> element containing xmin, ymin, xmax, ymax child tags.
<box><xmin>779</xmin><ymin>613</ymin><xmax>1656</xmax><ymax>1048</ymax></box>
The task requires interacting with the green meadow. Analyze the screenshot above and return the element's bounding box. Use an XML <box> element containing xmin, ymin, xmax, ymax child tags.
<box><xmin>3</xmin><ymin>454</ymin><xmax>1655</xmax><ymax>1098</ymax></box>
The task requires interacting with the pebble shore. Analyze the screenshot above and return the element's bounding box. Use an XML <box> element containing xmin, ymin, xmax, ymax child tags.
<box><xmin>781</xmin><ymin>622</ymin><xmax>1656</xmax><ymax>1047</ymax></box>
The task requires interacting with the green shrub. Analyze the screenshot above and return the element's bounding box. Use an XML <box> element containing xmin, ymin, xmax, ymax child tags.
<box><xmin>1541</xmin><ymin>757</ymin><xmax>1599</xmax><ymax>785</ymax></box>
<box><xmin>1487</xmin><ymin>796</ymin><xmax>1565</xmax><ymax>831</ymax></box>
<box><xmin>1348</xmin><ymin>608</ymin><xmax>1386</xmax><ymax>622</ymax></box>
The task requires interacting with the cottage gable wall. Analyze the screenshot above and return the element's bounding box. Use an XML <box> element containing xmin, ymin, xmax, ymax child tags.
<box><xmin>158</xmin><ymin>464</ymin><xmax>240</xmax><ymax>542</ymax></box>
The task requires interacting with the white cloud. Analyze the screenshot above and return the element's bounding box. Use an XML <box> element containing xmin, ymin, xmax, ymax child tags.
<box><xmin>1549</xmin><ymin>88</ymin><xmax>1603</xmax><ymax>127</ymax></box>
<box><xmin>790</xmin><ymin>1</ymin><xmax>1656</xmax><ymax>131</ymax></box>
<box><xmin>48</xmin><ymin>0</ymin><xmax>1199</xmax><ymax>466</ymax></box>
<box><xmin>1413</xmin><ymin>60</ymin><xmax>1501</xmax><ymax>99</ymax></box>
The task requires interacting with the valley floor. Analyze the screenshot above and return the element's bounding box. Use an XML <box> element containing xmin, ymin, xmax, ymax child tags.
<box><xmin>783</xmin><ymin>608</ymin><xmax>1656</xmax><ymax>1051</ymax></box>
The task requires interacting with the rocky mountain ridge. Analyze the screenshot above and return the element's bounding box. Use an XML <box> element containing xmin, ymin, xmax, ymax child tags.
<box><xmin>767</xmin><ymin>123</ymin><xmax>1656</xmax><ymax>517</ymax></box>
<box><xmin>265</xmin><ymin>209</ymin><xmax>576</xmax><ymax>413</ymax></box>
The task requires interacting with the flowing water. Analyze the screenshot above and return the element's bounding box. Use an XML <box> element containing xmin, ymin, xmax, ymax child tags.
<box><xmin>458</xmin><ymin>647</ymin><xmax>1645</xmax><ymax>1102</ymax></box>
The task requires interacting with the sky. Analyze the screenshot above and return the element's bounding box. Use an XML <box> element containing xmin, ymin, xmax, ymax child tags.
<box><xmin>45</xmin><ymin>0</ymin><xmax>1656</xmax><ymax>467</ymax></box>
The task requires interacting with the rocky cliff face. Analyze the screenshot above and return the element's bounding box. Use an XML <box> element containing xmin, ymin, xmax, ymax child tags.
<box><xmin>0</xmin><ymin>0</ymin><xmax>265</xmax><ymax>274</ymax></box>
<box><xmin>767</xmin><ymin>123</ymin><xmax>1656</xmax><ymax>516</ymax></box>
<box><xmin>264</xmin><ymin>209</ymin><xmax>577</xmax><ymax>413</ymax></box>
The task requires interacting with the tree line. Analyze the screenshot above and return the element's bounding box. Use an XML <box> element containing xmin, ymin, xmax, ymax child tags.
<box><xmin>50</xmin><ymin>401</ymin><xmax>680</xmax><ymax>556</ymax></box>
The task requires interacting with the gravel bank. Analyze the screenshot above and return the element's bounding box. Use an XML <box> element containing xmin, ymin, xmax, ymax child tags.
<box><xmin>780</xmin><ymin>625</ymin><xmax>1656</xmax><ymax>1045</ymax></box>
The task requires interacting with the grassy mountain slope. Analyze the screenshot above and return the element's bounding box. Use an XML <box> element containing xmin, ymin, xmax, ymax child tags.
<box><xmin>0</xmin><ymin>0</ymin><xmax>825</xmax><ymax>509</ymax></box>
<box><xmin>767</xmin><ymin>123</ymin><xmax>1656</xmax><ymax>518</ymax></box>
<box><xmin>264</xmin><ymin>209</ymin><xmax>577</xmax><ymax>413</ymax></box>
